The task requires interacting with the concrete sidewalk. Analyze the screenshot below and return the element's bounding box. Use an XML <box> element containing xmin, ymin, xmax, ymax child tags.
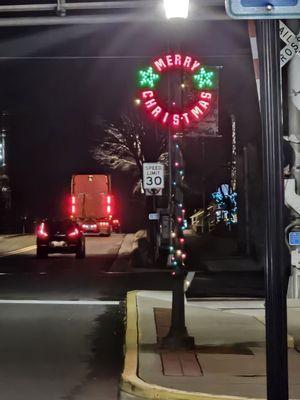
<box><xmin>120</xmin><ymin>291</ymin><xmax>300</xmax><ymax>400</ymax></box>
<box><xmin>0</xmin><ymin>234</ymin><xmax>34</xmax><ymax>255</ymax></box>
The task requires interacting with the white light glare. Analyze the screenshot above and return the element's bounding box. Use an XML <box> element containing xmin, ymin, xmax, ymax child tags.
<box><xmin>164</xmin><ymin>0</ymin><xmax>189</xmax><ymax>19</ymax></box>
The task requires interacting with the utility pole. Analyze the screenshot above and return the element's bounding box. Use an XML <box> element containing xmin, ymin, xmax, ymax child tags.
<box><xmin>257</xmin><ymin>19</ymin><xmax>289</xmax><ymax>400</ymax></box>
<box><xmin>0</xmin><ymin>111</ymin><xmax>11</xmax><ymax>210</ymax></box>
<box><xmin>162</xmin><ymin>132</ymin><xmax>194</xmax><ymax>349</ymax></box>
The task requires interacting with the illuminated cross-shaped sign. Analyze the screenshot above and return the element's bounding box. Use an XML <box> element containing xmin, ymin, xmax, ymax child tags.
<box><xmin>279</xmin><ymin>20</ymin><xmax>300</xmax><ymax>67</ymax></box>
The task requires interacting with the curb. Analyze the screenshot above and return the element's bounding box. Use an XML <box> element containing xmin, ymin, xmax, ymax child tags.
<box><xmin>119</xmin><ymin>291</ymin><xmax>262</xmax><ymax>400</ymax></box>
<box><xmin>0</xmin><ymin>234</ymin><xmax>29</xmax><ymax>240</ymax></box>
<box><xmin>0</xmin><ymin>245</ymin><xmax>37</xmax><ymax>258</ymax></box>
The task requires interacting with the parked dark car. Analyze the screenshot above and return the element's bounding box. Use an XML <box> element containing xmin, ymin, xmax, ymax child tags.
<box><xmin>36</xmin><ymin>219</ymin><xmax>85</xmax><ymax>259</ymax></box>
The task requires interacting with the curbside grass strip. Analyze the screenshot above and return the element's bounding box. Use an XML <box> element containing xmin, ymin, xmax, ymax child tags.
<box><xmin>120</xmin><ymin>291</ymin><xmax>262</xmax><ymax>400</ymax></box>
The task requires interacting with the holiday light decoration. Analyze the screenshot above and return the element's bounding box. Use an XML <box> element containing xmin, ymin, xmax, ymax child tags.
<box><xmin>168</xmin><ymin>136</ymin><xmax>189</xmax><ymax>270</ymax></box>
<box><xmin>212</xmin><ymin>184</ymin><xmax>238</xmax><ymax>225</ymax></box>
<box><xmin>138</xmin><ymin>67</ymin><xmax>160</xmax><ymax>89</ymax></box>
<box><xmin>136</xmin><ymin>53</ymin><xmax>216</xmax><ymax>130</ymax></box>
<box><xmin>193</xmin><ymin>67</ymin><xmax>215</xmax><ymax>89</ymax></box>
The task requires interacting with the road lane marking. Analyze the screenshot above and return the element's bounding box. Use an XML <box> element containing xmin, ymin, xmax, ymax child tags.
<box><xmin>0</xmin><ymin>299</ymin><xmax>120</xmax><ymax>305</ymax></box>
<box><xmin>0</xmin><ymin>245</ymin><xmax>36</xmax><ymax>258</ymax></box>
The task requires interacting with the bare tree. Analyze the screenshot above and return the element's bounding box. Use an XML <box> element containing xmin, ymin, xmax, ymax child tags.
<box><xmin>92</xmin><ymin>116</ymin><xmax>167</xmax><ymax>194</ymax></box>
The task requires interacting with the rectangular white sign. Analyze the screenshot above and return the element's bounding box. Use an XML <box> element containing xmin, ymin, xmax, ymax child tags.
<box><xmin>148</xmin><ymin>213</ymin><xmax>159</xmax><ymax>220</ymax></box>
<box><xmin>143</xmin><ymin>163</ymin><xmax>164</xmax><ymax>190</ymax></box>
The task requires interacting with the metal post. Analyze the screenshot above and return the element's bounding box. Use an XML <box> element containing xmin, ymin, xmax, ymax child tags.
<box><xmin>152</xmin><ymin>191</ymin><xmax>157</xmax><ymax>264</ymax></box>
<box><xmin>258</xmin><ymin>19</ymin><xmax>289</xmax><ymax>400</ymax></box>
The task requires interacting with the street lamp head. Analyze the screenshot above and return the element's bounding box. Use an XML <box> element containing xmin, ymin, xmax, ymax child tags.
<box><xmin>163</xmin><ymin>0</ymin><xmax>189</xmax><ymax>19</ymax></box>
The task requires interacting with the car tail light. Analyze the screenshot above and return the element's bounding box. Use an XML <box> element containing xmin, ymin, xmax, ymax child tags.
<box><xmin>37</xmin><ymin>223</ymin><xmax>48</xmax><ymax>239</ymax></box>
<box><xmin>113</xmin><ymin>219</ymin><xmax>119</xmax><ymax>225</ymax></box>
<box><xmin>68</xmin><ymin>228</ymin><xmax>80</xmax><ymax>238</ymax></box>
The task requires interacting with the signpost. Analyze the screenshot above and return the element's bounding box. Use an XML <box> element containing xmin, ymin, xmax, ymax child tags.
<box><xmin>225</xmin><ymin>3</ymin><xmax>291</xmax><ymax>400</ymax></box>
<box><xmin>142</xmin><ymin>163</ymin><xmax>164</xmax><ymax>191</ymax></box>
<box><xmin>143</xmin><ymin>162</ymin><xmax>164</xmax><ymax>266</ymax></box>
<box><xmin>226</xmin><ymin>0</ymin><xmax>300</xmax><ymax>19</ymax></box>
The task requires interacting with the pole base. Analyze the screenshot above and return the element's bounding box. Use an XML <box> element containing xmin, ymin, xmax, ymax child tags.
<box><xmin>160</xmin><ymin>330</ymin><xmax>195</xmax><ymax>350</ymax></box>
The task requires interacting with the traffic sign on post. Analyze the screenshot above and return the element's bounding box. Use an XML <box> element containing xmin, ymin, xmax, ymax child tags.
<box><xmin>143</xmin><ymin>163</ymin><xmax>164</xmax><ymax>190</ymax></box>
<box><xmin>226</xmin><ymin>0</ymin><xmax>300</xmax><ymax>19</ymax></box>
<box><xmin>279</xmin><ymin>20</ymin><xmax>300</xmax><ymax>67</ymax></box>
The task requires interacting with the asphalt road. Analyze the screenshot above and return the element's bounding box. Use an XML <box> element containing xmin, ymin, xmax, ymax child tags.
<box><xmin>0</xmin><ymin>233</ymin><xmax>264</xmax><ymax>400</ymax></box>
<box><xmin>0</xmin><ymin>234</ymin><xmax>175</xmax><ymax>400</ymax></box>
<box><xmin>0</xmin><ymin>234</ymin><xmax>129</xmax><ymax>400</ymax></box>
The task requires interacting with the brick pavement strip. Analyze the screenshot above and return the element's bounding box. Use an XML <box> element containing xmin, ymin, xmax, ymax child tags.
<box><xmin>119</xmin><ymin>291</ymin><xmax>260</xmax><ymax>400</ymax></box>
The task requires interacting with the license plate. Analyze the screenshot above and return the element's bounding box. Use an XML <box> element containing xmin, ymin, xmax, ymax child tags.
<box><xmin>50</xmin><ymin>241</ymin><xmax>65</xmax><ymax>247</ymax></box>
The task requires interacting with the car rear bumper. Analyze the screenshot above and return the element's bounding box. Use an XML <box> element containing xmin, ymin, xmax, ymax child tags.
<box><xmin>37</xmin><ymin>241</ymin><xmax>80</xmax><ymax>253</ymax></box>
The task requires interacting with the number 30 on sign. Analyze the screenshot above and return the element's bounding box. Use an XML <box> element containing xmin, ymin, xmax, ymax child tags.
<box><xmin>143</xmin><ymin>163</ymin><xmax>165</xmax><ymax>190</ymax></box>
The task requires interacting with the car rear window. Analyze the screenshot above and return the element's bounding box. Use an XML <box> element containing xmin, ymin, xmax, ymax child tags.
<box><xmin>46</xmin><ymin>221</ymin><xmax>76</xmax><ymax>232</ymax></box>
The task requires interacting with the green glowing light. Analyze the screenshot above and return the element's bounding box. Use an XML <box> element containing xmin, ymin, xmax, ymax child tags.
<box><xmin>193</xmin><ymin>67</ymin><xmax>215</xmax><ymax>90</ymax></box>
<box><xmin>138</xmin><ymin>67</ymin><xmax>160</xmax><ymax>89</ymax></box>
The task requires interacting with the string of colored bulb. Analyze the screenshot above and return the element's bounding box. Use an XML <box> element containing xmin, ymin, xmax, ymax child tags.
<box><xmin>170</xmin><ymin>134</ymin><xmax>187</xmax><ymax>271</ymax></box>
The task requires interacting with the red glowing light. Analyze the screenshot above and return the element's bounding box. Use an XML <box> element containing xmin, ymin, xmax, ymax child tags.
<box><xmin>68</xmin><ymin>228</ymin><xmax>80</xmax><ymax>238</ymax></box>
<box><xmin>137</xmin><ymin>53</ymin><xmax>215</xmax><ymax>130</ymax></box>
<box><xmin>139</xmin><ymin>90</ymin><xmax>214</xmax><ymax>131</ymax></box>
<box><xmin>37</xmin><ymin>223</ymin><xmax>48</xmax><ymax>239</ymax></box>
<box><xmin>71</xmin><ymin>196</ymin><xmax>76</xmax><ymax>216</ymax></box>
<box><xmin>153</xmin><ymin>54</ymin><xmax>201</xmax><ymax>73</ymax></box>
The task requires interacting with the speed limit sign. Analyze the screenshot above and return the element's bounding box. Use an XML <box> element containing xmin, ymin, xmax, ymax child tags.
<box><xmin>143</xmin><ymin>163</ymin><xmax>165</xmax><ymax>190</ymax></box>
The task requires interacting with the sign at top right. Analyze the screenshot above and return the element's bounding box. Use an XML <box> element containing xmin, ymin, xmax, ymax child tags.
<box><xmin>225</xmin><ymin>0</ymin><xmax>300</xmax><ymax>19</ymax></box>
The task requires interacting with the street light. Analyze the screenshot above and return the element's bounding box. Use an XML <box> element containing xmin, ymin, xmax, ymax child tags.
<box><xmin>163</xmin><ymin>0</ymin><xmax>189</xmax><ymax>19</ymax></box>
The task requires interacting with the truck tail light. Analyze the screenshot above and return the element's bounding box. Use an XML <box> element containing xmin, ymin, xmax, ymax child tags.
<box><xmin>68</xmin><ymin>228</ymin><xmax>80</xmax><ymax>238</ymax></box>
<box><xmin>37</xmin><ymin>223</ymin><xmax>48</xmax><ymax>239</ymax></box>
<box><xmin>71</xmin><ymin>196</ymin><xmax>76</xmax><ymax>215</ymax></box>
<box><xmin>106</xmin><ymin>195</ymin><xmax>113</xmax><ymax>216</ymax></box>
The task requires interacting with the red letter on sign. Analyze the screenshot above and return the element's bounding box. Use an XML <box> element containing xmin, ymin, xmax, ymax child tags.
<box><xmin>142</xmin><ymin>90</ymin><xmax>154</xmax><ymax>99</ymax></box>
<box><xmin>162</xmin><ymin>112</ymin><xmax>169</xmax><ymax>124</ymax></box>
<box><xmin>182</xmin><ymin>112</ymin><xmax>190</xmax><ymax>125</ymax></box>
<box><xmin>191</xmin><ymin>106</ymin><xmax>203</xmax><ymax>120</ymax></box>
<box><xmin>145</xmin><ymin>99</ymin><xmax>157</xmax><ymax>109</ymax></box>
<box><xmin>151</xmin><ymin>106</ymin><xmax>162</xmax><ymax>118</ymax></box>
<box><xmin>200</xmin><ymin>92</ymin><xmax>212</xmax><ymax>100</ymax></box>
<box><xmin>191</xmin><ymin>60</ymin><xmax>201</xmax><ymax>71</ymax></box>
<box><xmin>166</xmin><ymin>55</ymin><xmax>173</xmax><ymax>67</ymax></box>
<box><xmin>183</xmin><ymin>56</ymin><xmax>192</xmax><ymax>69</ymax></box>
<box><xmin>174</xmin><ymin>54</ymin><xmax>182</xmax><ymax>66</ymax></box>
<box><xmin>154</xmin><ymin>58</ymin><xmax>166</xmax><ymax>72</ymax></box>
<box><xmin>173</xmin><ymin>114</ymin><xmax>180</xmax><ymax>127</ymax></box>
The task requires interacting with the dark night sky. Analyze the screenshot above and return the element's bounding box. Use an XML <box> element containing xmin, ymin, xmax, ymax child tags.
<box><xmin>0</xmin><ymin>19</ymin><xmax>261</xmax><ymax>229</ymax></box>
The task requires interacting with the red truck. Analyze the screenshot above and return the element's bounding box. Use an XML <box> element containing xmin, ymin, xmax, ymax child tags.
<box><xmin>70</xmin><ymin>174</ymin><xmax>119</xmax><ymax>236</ymax></box>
